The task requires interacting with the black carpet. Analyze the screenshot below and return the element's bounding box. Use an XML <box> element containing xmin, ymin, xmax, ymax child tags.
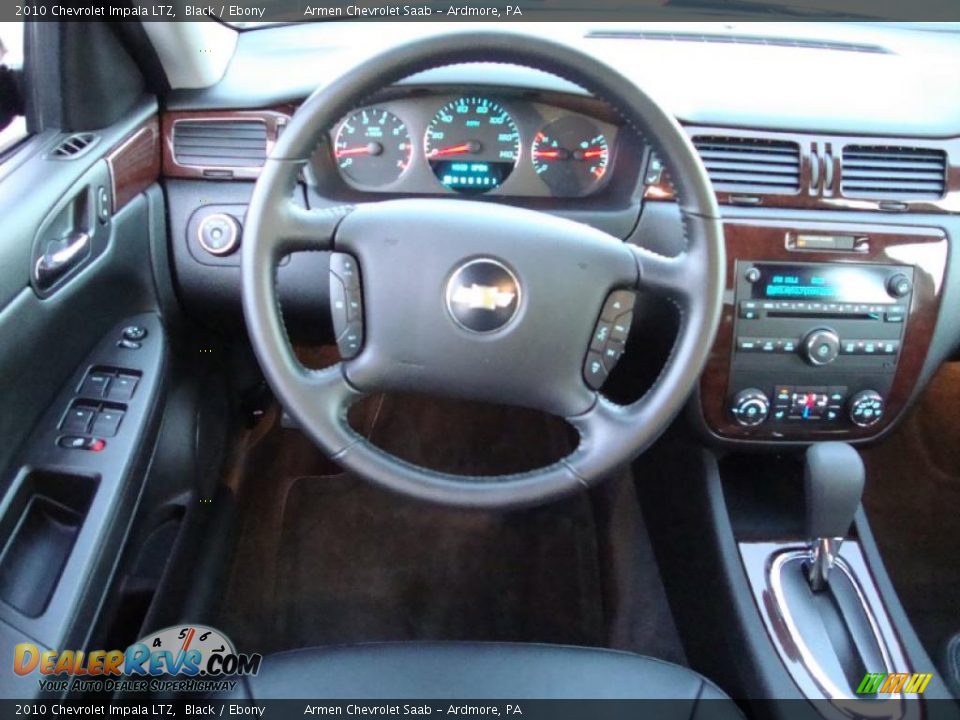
<box><xmin>268</xmin><ymin>473</ymin><xmax>604</xmax><ymax>652</ymax></box>
<box><xmin>861</xmin><ymin>362</ymin><xmax>960</xmax><ymax>672</ymax></box>
<box><xmin>217</xmin><ymin>394</ymin><xmax>686</xmax><ymax>665</ymax></box>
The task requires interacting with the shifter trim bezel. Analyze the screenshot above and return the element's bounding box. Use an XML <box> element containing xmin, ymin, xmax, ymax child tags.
<box><xmin>740</xmin><ymin>541</ymin><xmax>918</xmax><ymax>720</ymax></box>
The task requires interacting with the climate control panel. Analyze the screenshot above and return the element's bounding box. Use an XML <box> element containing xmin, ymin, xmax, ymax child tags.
<box><xmin>727</xmin><ymin>260</ymin><xmax>910</xmax><ymax>435</ymax></box>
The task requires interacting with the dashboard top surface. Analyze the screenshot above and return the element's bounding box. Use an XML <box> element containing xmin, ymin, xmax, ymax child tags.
<box><xmin>168</xmin><ymin>22</ymin><xmax>960</xmax><ymax>138</ymax></box>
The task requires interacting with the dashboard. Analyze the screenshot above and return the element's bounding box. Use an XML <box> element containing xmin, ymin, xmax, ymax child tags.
<box><xmin>320</xmin><ymin>92</ymin><xmax>621</xmax><ymax>198</ymax></box>
<box><xmin>160</xmin><ymin>26</ymin><xmax>960</xmax><ymax>449</ymax></box>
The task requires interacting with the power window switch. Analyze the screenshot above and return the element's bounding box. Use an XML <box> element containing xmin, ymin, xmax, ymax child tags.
<box><xmin>92</xmin><ymin>409</ymin><xmax>124</xmax><ymax>438</ymax></box>
<box><xmin>79</xmin><ymin>371</ymin><xmax>112</xmax><ymax>399</ymax></box>
<box><xmin>61</xmin><ymin>407</ymin><xmax>95</xmax><ymax>434</ymax></box>
<box><xmin>106</xmin><ymin>374</ymin><xmax>138</xmax><ymax>402</ymax></box>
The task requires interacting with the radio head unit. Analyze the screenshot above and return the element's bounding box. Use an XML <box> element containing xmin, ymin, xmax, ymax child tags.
<box><xmin>728</xmin><ymin>261</ymin><xmax>912</xmax><ymax>433</ymax></box>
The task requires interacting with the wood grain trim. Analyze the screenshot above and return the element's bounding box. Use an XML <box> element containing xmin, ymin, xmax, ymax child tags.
<box><xmin>161</xmin><ymin>108</ymin><xmax>295</xmax><ymax>180</ymax></box>
<box><xmin>646</xmin><ymin>126</ymin><xmax>960</xmax><ymax>215</ymax></box>
<box><xmin>106</xmin><ymin>117</ymin><xmax>160</xmax><ymax>213</ymax></box>
<box><xmin>700</xmin><ymin>220</ymin><xmax>948</xmax><ymax>441</ymax></box>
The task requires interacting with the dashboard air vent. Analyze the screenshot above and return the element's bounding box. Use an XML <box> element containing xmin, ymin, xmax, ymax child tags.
<box><xmin>173</xmin><ymin>120</ymin><xmax>267</xmax><ymax>168</ymax></box>
<box><xmin>585</xmin><ymin>31</ymin><xmax>890</xmax><ymax>55</ymax></box>
<box><xmin>49</xmin><ymin>133</ymin><xmax>97</xmax><ymax>159</ymax></box>
<box><xmin>841</xmin><ymin>145</ymin><xmax>946</xmax><ymax>200</ymax></box>
<box><xmin>692</xmin><ymin>136</ymin><xmax>801</xmax><ymax>193</ymax></box>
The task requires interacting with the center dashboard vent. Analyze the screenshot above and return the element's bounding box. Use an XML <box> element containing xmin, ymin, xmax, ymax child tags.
<box><xmin>172</xmin><ymin>120</ymin><xmax>268</xmax><ymax>168</ymax></box>
<box><xmin>841</xmin><ymin>145</ymin><xmax>947</xmax><ymax>200</ymax></box>
<box><xmin>692</xmin><ymin>136</ymin><xmax>801</xmax><ymax>194</ymax></box>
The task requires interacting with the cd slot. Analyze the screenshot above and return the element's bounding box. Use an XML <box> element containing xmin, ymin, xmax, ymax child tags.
<box><xmin>766</xmin><ymin>311</ymin><xmax>875</xmax><ymax>321</ymax></box>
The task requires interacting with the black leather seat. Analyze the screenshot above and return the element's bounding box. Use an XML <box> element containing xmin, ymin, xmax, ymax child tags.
<box><xmin>227</xmin><ymin>642</ymin><xmax>742</xmax><ymax>712</ymax></box>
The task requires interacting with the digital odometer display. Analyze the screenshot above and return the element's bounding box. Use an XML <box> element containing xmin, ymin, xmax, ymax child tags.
<box><xmin>749</xmin><ymin>264</ymin><xmax>899</xmax><ymax>304</ymax></box>
<box><xmin>425</xmin><ymin>97</ymin><xmax>520</xmax><ymax>194</ymax></box>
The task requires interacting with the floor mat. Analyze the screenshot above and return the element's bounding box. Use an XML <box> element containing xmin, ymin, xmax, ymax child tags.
<box><xmin>267</xmin><ymin>473</ymin><xmax>604</xmax><ymax>652</ymax></box>
<box><xmin>216</xmin><ymin>392</ymin><xmax>685</xmax><ymax>663</ymax></box>
<box><xmin>861</xmin><ymin>362</ymin><xmax>960</xmax><ymax>665</ymax></box>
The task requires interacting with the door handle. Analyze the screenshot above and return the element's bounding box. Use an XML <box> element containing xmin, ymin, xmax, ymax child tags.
<box><xmin>33</xmin><ymin>231</ymin><xmax>90</xmax><ymax>289</ymax></box>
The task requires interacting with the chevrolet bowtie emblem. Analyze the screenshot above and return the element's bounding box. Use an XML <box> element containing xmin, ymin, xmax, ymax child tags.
<box><xmin>450</xmin><ymin>283</ymin><xmax>516</xmax><ymax>311</ymax></box>
<box><xmin>445</xmin><ymin>259</ymin><xmax>521</xmax><ymax>333</ymax></box>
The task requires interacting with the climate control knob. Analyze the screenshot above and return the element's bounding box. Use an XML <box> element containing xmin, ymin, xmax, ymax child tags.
<box><xmin>730</xmin><ymin>388</ymin><xmax>770</xmax><ymax>427</ymax></box>
<box><xmin>802</xmin><ymin>328</ymin><xmax>841</xmax><ymax>366</ymax></box>
<box><xmin>849</xmin><ymin>390</ymin><xmax>885</xmax><ymax>427</ymax></box>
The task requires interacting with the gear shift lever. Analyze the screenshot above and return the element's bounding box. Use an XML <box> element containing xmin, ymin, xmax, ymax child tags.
<box><xmin>804</xmin><ymin>442</ymin><xmax>865</xmax><ymax>592</ymax></box>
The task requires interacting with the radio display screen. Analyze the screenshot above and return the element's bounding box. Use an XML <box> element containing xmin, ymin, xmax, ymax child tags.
<box><xmin>749</xmin><ymin>264</ymin><xmax>898</xmax><ymax>304</ymax></box>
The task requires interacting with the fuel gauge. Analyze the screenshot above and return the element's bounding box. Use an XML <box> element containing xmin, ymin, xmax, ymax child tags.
<box><xmin>532</xmin><ymin>117</ymin><xmax>610</xmax><ymax>196</ymax></box>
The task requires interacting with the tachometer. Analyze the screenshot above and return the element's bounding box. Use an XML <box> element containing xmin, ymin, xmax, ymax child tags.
<box><xmin>334</xmin><ymin>108</ymin><xmax>411</xmax><ymax>187</ymax></box>
<box><xmin>532</xmin><ymin>116</ymin><xmax>610</xmax><ymax>196</ymax></box>
<box><xmin>424</xmin><ymin>97</ymin><xmax>520</xmax><ymax>194</ymax></box>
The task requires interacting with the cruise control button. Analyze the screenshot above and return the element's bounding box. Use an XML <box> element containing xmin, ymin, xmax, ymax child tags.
<box><xmin>590</xmin><ymin>322</ymin><xmax>612</xmax><ymax>352</ymax></box>
<box><xmin>346</xmin><ymin>288</ymin><xmax>363</xmax><ymax>322</ymax></box>
<box><xmin>337</xmin><ymin>322</ymin><xmax>363</xmax><ymax>359</ymax></box>
<box><xmin>600</xmin><ymin>290</ymin><xmax>636</xmax><ymax>323</ymax></box>
<box><xmin>583</xmin><ymin>351</ymin><xmax>608</xmax><ymax>389</ymax></box>
<box><xmin>330</xmin><ymin>275</ymin><xmax>349</xmax><ymax>339</ymax></box>
<box><xmin>330</xmin><ymin>253</ymin><xmax>360</xmax><ymax>289</ymax></box>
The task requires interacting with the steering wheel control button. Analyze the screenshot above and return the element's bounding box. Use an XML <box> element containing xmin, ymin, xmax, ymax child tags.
<box><xmin>338</xmin><ymin>322</ymin><xmax>363</xmax><ymax>359</ymax></box>
<box><xmin>730</xmin><ymin>388</ymin><xmax>770</xmax><ymax>427</ymax></box>
<box><xmin>590</xmin><ymin>322</ymin><xmax>612</xmax><ymax>352</ymax></box>
<box><xmin>610</xmin><ymin>313</ymin><xmax>633</xmax><ymax>343</ymax></box>
<box><xmin>198</xmin><ymin>213</ymin><xmax>241</xmax><ymax>256</ymax></box>
<box><xmin>601</xmin><ymin>340</ymin><xmax>626</xmax><ymax>373</ymax></box>
<box><xmin>330</xmin><ymin>253</ymin><xmax>360</xmax><ymax>289</ymax></box>
<box><xmin>802</xmin><ymin>328</ymin><xmax>841</xmax><ymax>366</ymax></box>
<box><xmin>122</xmin><ymin>325</ymin><xmax>148</xmax><ymax>342</ymax></box>
<box><xmin>600</xmin><ymin>290</ymin><xmax>636</xmax><ymax>323</ymax></box>
<box><xmin>329</xmin><ymin>253</ymin><xmax>365</xmax><ymax>358</ymax></box>
<box><xmin>849</xmin><ymin>390</ymin><xmax>885</xmax><ymax>427</ymax></box>
<box><xmin>445</xmin><ymin>258</ymin><xmax>521</xmax><ymax>334</ymax></box>
<box><xmin>583</xmin><ymin>351</ymin><xmax>608</xmax><ymax>389</ymax></box>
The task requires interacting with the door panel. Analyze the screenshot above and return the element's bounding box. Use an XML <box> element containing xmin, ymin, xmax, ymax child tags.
<box><xmin>0</xmin><ymin>98</ymin><xmax>161</xmax><ymax>477</ymax></box>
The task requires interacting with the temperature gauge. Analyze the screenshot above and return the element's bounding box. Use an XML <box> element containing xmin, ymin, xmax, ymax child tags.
<box><xmin>334</xmin><ymin>108</ymin><xmax>412</xmax><ymax>188</ymax></box>
<box><xmin>532</xmin><ymin>117</ymin><xmax>610</xmax><ymax>196</ymax></box>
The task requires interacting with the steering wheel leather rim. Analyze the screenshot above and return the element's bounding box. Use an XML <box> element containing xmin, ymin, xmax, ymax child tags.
<box><xmin>242</xmin><ymin>32</ymin><xmax>724</xmax><ymax>508</ymax></box>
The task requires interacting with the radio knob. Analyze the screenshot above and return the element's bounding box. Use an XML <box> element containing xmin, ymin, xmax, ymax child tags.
<box><xmin>849</xmin><ymin>390</ymin><xmax>885</xmax><ymax>427</ymax></box>
<box><xmin>802</xmin><ymin>328</ymin><xmax>841</xmax><ymax>366</ymax></box>
<box><xmin>730</xmin><ymin>388</ymin><xmax>770</xmax><ymax>427</ymax></box>
<box><xmin>887</xmin><ymin>273</ymin><xmax>912</xmax><ymax>298</ymax></box>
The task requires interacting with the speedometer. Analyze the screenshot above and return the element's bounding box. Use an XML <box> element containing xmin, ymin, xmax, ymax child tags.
<box><xmin>424</xmin><ymin>97</ymin><xmax>520</xmax><ymax>194</ymax></box>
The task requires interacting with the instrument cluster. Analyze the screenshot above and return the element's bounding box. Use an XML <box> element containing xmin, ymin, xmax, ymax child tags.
<box><xmin>326</xmin><ymin>93</ymin><xmax>621</xmax><ymax>199</ymax></box>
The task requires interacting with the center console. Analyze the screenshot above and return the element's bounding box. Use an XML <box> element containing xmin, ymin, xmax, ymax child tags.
<box><xmin>700</xmin><ymin>221</ymin><xmax>948</xmax><ymax>441</ymax></box>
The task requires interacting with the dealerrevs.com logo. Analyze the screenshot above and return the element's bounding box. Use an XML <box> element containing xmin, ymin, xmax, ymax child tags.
<box><xmin>14</xmin><ymin>625</ymin><xmax>261</xmax><ymax>694</ymax></box>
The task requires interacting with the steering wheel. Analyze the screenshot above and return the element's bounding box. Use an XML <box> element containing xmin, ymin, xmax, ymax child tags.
<box><xmin>242</xmin><ymin>32</ymin><xmax>724</xmax><ymax>508</ymax></box>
